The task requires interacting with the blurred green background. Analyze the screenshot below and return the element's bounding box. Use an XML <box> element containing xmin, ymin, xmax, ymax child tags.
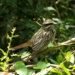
<box><xmin>0</xmin><ymin>0</ymin><xmax>75</xmax><ymax>57</ymax></box>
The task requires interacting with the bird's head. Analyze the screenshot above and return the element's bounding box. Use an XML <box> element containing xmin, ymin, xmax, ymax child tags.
<box><xmin>42</xmin><ymin>19</ymin><xmax>57</xmax><ymax>30</ymax></box>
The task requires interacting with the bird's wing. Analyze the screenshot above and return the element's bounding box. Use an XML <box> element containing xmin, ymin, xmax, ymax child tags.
<box><xmin>31</xmin><ymin>29</ymin><xmax>54</xmax><ymax>51</ymax></box>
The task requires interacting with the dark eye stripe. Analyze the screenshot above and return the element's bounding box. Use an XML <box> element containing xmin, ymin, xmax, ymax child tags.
<box><xmin>43</xmin><ymin>23</ymin><xmax>53</xmax><ymax>26</ymax></box>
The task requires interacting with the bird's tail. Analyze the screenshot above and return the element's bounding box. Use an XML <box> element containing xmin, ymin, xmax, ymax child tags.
<box><xmin>9</xmin><ymin>41</ymin><xmax>31</xmax><ymax>51</ymax></box>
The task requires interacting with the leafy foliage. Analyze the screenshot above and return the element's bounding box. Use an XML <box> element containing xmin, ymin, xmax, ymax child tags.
<box><xmin>0</xmin><ymin>0</ymin><xmax>75</xmax><ymax>75</ymax></box>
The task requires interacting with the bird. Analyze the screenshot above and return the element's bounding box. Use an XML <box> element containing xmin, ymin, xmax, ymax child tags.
<box><xmin>10</xmin><ymin>19</ymin><xmax>57</xmax><ymax>56</ymax></box>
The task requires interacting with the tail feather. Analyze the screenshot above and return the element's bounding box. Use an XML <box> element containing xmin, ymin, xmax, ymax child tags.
<box><xmin>9</xmin><ymin>42</ymin><xmax>31</xmax><ymax>51</ymax></box>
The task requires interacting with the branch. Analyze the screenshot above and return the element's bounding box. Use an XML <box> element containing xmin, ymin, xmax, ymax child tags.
<box><xmin>9</xmin><ymin>37</ymin><xmax>75</xmax><ymax>71</ymax></box>
<box><xmin>58</xmin><ymin>38</ymin><xmax>75</xmax><ymax>46</ymax></box>
<box><xmin>69</xmin><ymin>25</ymin><xmax>75</xmax><ymax>28</ymax></box>
<box><xmin>22</xmin><ymin>37</ymin><xmax>75</xmax><ymax>61</ymax></box>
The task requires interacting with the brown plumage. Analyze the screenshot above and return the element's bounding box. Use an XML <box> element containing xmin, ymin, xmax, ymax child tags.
<box><xmin>10</xmin><ymin>19</ymin><xmax>57</xmax><ymax>56</ymax></box>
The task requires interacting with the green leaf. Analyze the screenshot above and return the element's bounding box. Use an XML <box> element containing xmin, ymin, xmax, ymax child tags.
<box><xmin>49</xmin><ymin>58</ymin><xmax>58</xmax><ymax>64</ymax></box>
<box><xmin>7</xmin><ymin>34</ymin><xmax>10</xmax><ymax>39</ymax></box>
<box><xmin>44</xmin><ymin>7</ymin><xmax>56</xmax><ymax>11</ymax></box>
<box><xmin>66</xmin><ymin>19</ymin><xmax>74</xmax><ymax>21</ymax></box>
<box><xmin>51</xmin><ymin>68</ymin><xmax>63</xmax><ymax>75</ymax></box>
<box><xmin>0</xmin><ymin>56</ymin><xmax>7</xmax><ymax>61</ymax></box>
<box><xmin>27</xmin><ymin>69</ymin><xmax>35</xmax><ymax>75</ymax></box>
<box><xmin>11</xmin><ymin>28</ymin><xmax>16</xmax><ymax>34</ymax></box>
<box><xmin>21</xmin><ymin>52</ymin><xmax>31</xmax><ymax>59</ymax></box>
<box><xmin>6</xmin><ymin>57</ymin><xmax>10</xmax><ymax>62</ymax></box>
<box><xmin>65</xmin><ymin>25</ymin><xmax>69</xmax><ymax>30</ymax></box>
<box><xmin>33</xmin><ymin>61</ymin><xmax>50</xmax><ymax>69</ymax></box>
<box><xmin>0</xmin><ymin>49</ymin><xmax>7</xmax><ymax>56</ymax></box>
<box><xmin>48</xmin><ymin>43</ymin><xmax>55</xmax><ymax>48</ymax></box>
<box><xmin>36</xmin><ymin>68</ymin><xmax>49</xmax><ymax>75</ymax></box>
<box><xmin>72</xmin><ymin>65</ymin><xmax>75</xmax><ymax>70</ymax></box>
<box><xmin>12</xmin><ymin>28</ymin><xmax>16</xmax><ymax>32</ymax></box>
<box><xmin>45</xmin><ymin>58</ymin><xmax>48</xmax><ymax>63</ymax></box>
<box><xmin>60</xmin><ymin>5</ymin><xmax>67</xmax><ymax>9</ymax></box>
<box><xmin>70</xmin><ymin>54</ymin><xmax>74</xmax><ymax>63</ymax></box>
<box><xmin>69</xmin><ymin>65</ymin><xmax>75</xmax><ymax>70</ymax></box>
<box><xmin>57</xmin><ymin>53</ymin><xmax>63</xmax><ymax>63</ymax></box>
<box><xmin>60</xmin><ymin>34</ymin><xmax>67</xmax><ymax>40</ymax></box>
<box><xmin>60</xmin><ymin>63</ymin><xmax>71</xmax><ymax>75</ymax></box>
<box><xmin>52</xmin><ymin>18</ymin><xmax>63</xmax><ymax>23</ymax></box>
<box><xmin>65</xmin><ymin>52</ymin><xmax>74</xmax><ymax>63</ymax></box>
<box><xmin>15</xmin><ymin>61</ymin><xmax>28</xmax><ymax>75</ymax></box>
<box><xmin>0</xmin><ymin>62</ymin><xmax>3</xmax><ymax>65</ymax></box>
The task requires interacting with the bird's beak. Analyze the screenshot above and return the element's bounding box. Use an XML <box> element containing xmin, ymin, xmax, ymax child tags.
<box><xmin>53</xmin><ymin>22</ymin><xmax>58</xmax><ymax>25</ymax></box>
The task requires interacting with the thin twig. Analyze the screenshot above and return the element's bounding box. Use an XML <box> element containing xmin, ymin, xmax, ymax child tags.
<box><xmin>58</xmin><ymin>48</ymin><xmax>65</xmax><ymax>57</ymax></box>
<box><xmin>53</xmin><ymin>0</ymin><xmax>61</xmax><ymax>19</ymax></box>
